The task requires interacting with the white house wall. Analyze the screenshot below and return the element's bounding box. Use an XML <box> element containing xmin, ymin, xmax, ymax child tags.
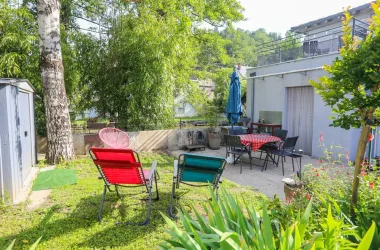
<box><xmin>175</xmin><ymin>103</ymin><xmax>197</xmax><ymax>117</ymax></box>
<box><xmin>247</xmin><ymin>55</ymin><xmax>360</xmax><ymax>161</ymax></box>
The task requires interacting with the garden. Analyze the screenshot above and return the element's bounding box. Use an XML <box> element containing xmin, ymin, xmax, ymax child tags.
<box><xmin>1</xmin><ymin>148</ymin><xmax>379</xmax><ymax>249</ymax></box>
<box><xmin>0</xmin><ymin>153</ymin><xmax>265</xmax><ymax>249</ymax></box>
<box><xmin>1</xmin><ymin>0</ymin><xmax>380</xmax><ymax>249</ymax></box>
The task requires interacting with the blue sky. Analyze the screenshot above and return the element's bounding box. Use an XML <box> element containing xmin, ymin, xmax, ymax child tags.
<box><xmin>235</xmin><ymin>0</ymin><xmax>372</xmax><ymax>35</ymax></box>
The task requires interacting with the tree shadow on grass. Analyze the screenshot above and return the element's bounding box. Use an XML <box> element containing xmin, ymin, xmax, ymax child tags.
<box><xmin>73</xmin><ymin>188</ymin><xmax>213</xmax><ymax>249</ymax></box>
<box><xmin>0</xmin><ymin>189</ymin><xmax>171</xmax><ymax>249</ymax></box>
<box><xmin>72</xmin><ymin>189</ymin><xmax>175</xmax><ymax>249</ymax></box>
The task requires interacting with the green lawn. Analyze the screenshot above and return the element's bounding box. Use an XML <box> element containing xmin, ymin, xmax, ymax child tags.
<box><xmin>0</xmin><ymin>152</ymin><xmax>264</xmax><ymax>249</ymax></box>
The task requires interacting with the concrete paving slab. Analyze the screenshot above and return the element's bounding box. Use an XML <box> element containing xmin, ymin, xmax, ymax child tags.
<box><xmin>170</xmin><ymin>147</ymin><xmax>319</xmax><ymax>200</ymax></box>
<box><xmin>26</xmin><ymin>190</ymin><xmax>52</xmax><ymax>211</ymax></box>
<box><xmin>25</xmin><ymin>165</ymin><xmax>56</xmax><ymax>210</ymax></box>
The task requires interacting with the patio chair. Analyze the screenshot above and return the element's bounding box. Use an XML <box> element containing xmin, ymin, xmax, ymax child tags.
<box><xmin>263</xmin><ymin>136</ymin><xmax>299</xmax><ymax>175</ymax></box>
<box><xmin>259</xmin><ymin>128</ymin><xmax>288</xmax><ymax>159</ymax></box>
<box><xmin>89</xmin><ymin>147</ymin><xmax>159</xmax><ymax>225</ymax></box>
<box><xmin>99</xmin><ymin>127</ymin><xmax>130</xmax><ymax>149</ymax></box>
<box><xmin>228</xmin><ymin>126</ymin><xmax>244</xmax><ymax>135</ymax></box>
<box><xmin>237</xmin><ymin>117</ymin><xmax>251</xmax><ymax>127</ymax></box>
<box><xmin>168</xmin><ymin>153</ymin><xmax>226</xmax><ymax>218</ymax></box>
<box><xmin>225</xmin><ymin>135</ymin><xmax>252</xmax><ymax>174</ymax></box>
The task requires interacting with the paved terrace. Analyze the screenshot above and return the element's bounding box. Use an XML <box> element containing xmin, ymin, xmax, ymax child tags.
<box><xmin>170</xmin><ymin>147</ymin><xmax>320</xmax><ymax>200</ymax></box>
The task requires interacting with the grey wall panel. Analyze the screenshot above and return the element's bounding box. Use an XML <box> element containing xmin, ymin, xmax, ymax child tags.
<box><xmin>0</xmin><ymin>85</ymin><xmax>9</xmax><ymax>200</ymax></box>
<box><xmin>6</xmin><ymin>86</ymin><xmax>22</xmax><ymax>201</ymax></box>
<box><xmin>19</xmin><ymin>91</ymin><xmax>33</xmax><ymax>181</ymax></box>
<box><xmin>0</xmin><ymin>79</ymin><xmax>35</xmax><ymax>202</ymax></box>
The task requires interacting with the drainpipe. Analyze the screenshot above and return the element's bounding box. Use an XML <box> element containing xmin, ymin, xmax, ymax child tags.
<box><xmin>373</xmin><ymin>127</ymin><xmax>378</xmax><ymax>158</ymax></box>
<box><xmin>368</xmin><ymin>128</ymin><xmax>373</xmax><ymax>160</ymax></box>
<box><xmin>250</xmin><ymin>72</ymin><xmax>256</xmax><ymax>124</ymax></box>
<box><xmin>0</xmin><ymin>137</ymin><xmax>4</xmax><ymax>203</ymax></box>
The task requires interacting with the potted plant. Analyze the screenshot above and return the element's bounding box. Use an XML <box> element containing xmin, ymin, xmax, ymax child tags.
<box><xmin>282</xmin><ymin>177</ymin><xmax>303</xmax><ymax>200</ymax></box>
<box><xmin>205</xmin><ymin>103</ymin><xmax>222</xmax><ymax>150</ymax></box>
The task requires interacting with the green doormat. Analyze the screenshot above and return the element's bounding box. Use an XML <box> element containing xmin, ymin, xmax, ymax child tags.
<box><xmin>32</xmin><ymin>169</ymin><xmax>77</xmax><ymax>191</ymax></box>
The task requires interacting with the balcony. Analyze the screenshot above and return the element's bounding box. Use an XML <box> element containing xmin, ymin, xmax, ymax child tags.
<box><xmin>256</xmin><ymin>18</ymin><xmax>369</xmax><ymax>67</ymax></box>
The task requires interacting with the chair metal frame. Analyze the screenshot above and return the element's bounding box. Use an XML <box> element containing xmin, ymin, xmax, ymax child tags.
<box><xmin>99</xmin><ymin>127</ymin><xmax>131</xmax><ymax>149</ymax></box>
<box><xmin>225</xmin><ymin>134</ymin><xmax>252</xmax><ymax>174</ymax></box>
<box><xmin>89</xmin><ymin>147</ymin><xmax>159</xmax><ymax>225</ymax></box>
<box><xmin>259</xmin><ymin>128</ymin><xmax>288</xmax><ymax>160</ymax></box>
<box><xmin>263</xmin><ymin>136</ymin><xmax>299</xmax><ymax>175</ymax></box>
<box><xmin>168</xmin><ymin>154</ymin><xmax>226</xmax><ymax>218</ymax></box>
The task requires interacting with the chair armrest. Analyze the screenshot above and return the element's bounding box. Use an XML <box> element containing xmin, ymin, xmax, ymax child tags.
<box><xmin>146</xmin><ymin>161</ymin><xmax>157</xmax><ymax>185</ymax></box>
<box><xmin>173</xmin><ymin>160</ymin><xmax>178</xmax><ymax>182</ymax></box>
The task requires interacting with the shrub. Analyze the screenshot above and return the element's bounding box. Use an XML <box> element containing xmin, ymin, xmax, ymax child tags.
<box><xmin>289</xmin><ymin>133</ymin><xmax>380</xmax><ymax>249</ymax></box>
<box><xmin>160</xmin><ymin>187</ymin><xmax>376</xmax><ymax>249</ymax></box>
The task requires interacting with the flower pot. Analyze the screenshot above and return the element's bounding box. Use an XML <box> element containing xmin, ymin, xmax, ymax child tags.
<box><xmin>284</xmin><ymin>183</ymin><xmax>303</xmax><ymax>199</ymax></box>
<box><xmin>208</xmin><ymin>132</ymin><xmax>222</xmax><ymax>150</ymax></box>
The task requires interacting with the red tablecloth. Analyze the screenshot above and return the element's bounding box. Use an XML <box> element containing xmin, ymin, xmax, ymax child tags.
<box><xmin>239</xmin><ymin>134</ymin><xmax>281</xmax><ymax>152</ymax></box>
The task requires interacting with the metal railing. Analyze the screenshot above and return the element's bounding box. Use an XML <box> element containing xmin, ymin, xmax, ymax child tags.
<box><xmin>256</xmin><ymin>18</ymin><xmax>369</xmax><ymax>67</ymax></box>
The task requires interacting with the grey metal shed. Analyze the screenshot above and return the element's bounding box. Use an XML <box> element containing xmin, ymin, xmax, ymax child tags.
<box><xmin>0</xmin><ymin>78</ymin><xmax>36</xmax><ymax>202</ymax></box>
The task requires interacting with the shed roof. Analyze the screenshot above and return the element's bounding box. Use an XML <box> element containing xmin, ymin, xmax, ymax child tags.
<box><xmin>290</xmin><ymin>2</ymin><xmax>373</xmax><ymax>33</ymax></box>
<box><xmin>0</xmin><ymin>78</ymin><xmax>35</xmax><ymax>93</ymax></box>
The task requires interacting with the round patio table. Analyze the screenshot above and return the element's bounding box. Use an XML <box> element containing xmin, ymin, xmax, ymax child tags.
<box><xmin>239</xmin><ymin>134</ymin><xmax>281</xmax><ymax>152</ymax></box>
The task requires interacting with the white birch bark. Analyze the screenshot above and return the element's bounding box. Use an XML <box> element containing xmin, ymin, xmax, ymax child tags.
<box><xmin>37</xmin><ymin>0</ymin><xmax>74</xmax><ymax>163</ymax></box>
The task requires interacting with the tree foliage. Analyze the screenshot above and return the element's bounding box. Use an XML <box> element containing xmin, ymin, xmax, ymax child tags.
<box><xmin>1</xmin><ymin>0</ymin><xmax>281</xmax><ymax>133</ymax></box>
<box><xmin>310</xmin><ymin>1</ymin><xmax>380</xmax><ymax>213</ymax></box>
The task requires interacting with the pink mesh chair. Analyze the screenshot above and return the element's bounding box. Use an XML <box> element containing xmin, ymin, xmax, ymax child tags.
<box><xmin>99</xmin><ymin>127</ymin><xmax>130</xmax><ymax>149</ymax></box>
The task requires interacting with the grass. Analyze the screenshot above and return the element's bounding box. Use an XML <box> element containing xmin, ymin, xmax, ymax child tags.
<box><xmin>0</xmin><ymin>152</ymin><xmax>264</xmax><ymax>249</ymax></box>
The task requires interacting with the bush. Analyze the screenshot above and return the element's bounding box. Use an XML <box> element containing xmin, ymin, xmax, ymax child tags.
<box><xmin>288</xmin><ymin>133</ymin><xmax>380</xmax><ymax>249</ymax></box>
<box><xmin>160</xmin><ymin>187</ymin><xmax>376</xmax><ymax>249</ymax></box>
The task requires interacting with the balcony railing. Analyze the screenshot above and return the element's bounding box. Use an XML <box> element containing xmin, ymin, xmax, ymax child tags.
<box><xmin>256</xmin><ymin>18</ymin><xmax>369</xmax><ymax>67</ymax></box>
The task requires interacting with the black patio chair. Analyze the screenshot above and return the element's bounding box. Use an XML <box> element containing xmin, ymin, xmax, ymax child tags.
<box><xmin>263</xmin><ymin>136</ymin><xmax>299</xmax><ymax>175</ymax></box>
<box><xmin>237</xmin><ymin>117</ymin><xmax>251</xmax><ymax>127</ymax></box>
<box><xmin>259</xmin><ymin>129</ymin><xmax>288</xmax><ymax>160</ymax></box>
<box><xmin>225</xmin><ymin>135</ymin><xmax>252</xmax><ymax>174</ymax></box>
<box><xmin>228</xmin><ymin>126</ymin><xmax>244</xmax><ymax>135</ymax></box>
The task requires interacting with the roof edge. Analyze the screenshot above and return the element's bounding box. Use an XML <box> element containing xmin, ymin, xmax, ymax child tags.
<box><xmin>290</xmin><ymin>2</ymin><xmax>373</xmax><ymax>33</ymax></box>
<box><xmin>0</xmin><ymin>78</ymin><xmax>36</xmax><ymax>92</ymax></box>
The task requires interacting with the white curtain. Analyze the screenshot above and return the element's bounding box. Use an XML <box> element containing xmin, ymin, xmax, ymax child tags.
<box><xmin>286</xmin><ymin>86</ymin><xmax>314</xmax><ymax>155</ymax></box>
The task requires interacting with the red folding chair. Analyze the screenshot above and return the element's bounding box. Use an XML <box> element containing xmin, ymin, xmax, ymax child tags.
<box><xmin>89</xmin><ymin>147</ymin><xmax>159</xmax><ymax>225</ymax></box>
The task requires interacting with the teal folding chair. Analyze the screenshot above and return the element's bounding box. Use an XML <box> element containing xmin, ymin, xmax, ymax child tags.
<box><xmin>168</xmin><ymin>153</ymin><xmax>226</xmax><ymax>218</ymax></box>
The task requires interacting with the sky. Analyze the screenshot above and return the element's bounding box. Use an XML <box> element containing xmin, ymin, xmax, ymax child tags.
<box><xmin>235</xmin><ymin>0</ymin><xmax>372</xmax><ymax>35</ymax></box>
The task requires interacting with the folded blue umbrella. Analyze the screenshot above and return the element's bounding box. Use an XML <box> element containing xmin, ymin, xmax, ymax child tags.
<box><xmin>225</xmin><ymin>69</ymin><xmax>243</xmax><ymax>126</ymax></box>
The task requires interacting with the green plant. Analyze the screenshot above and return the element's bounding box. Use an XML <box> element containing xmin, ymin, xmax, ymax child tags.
<box><xmin>289</xmin><ymin>134</ymin><xmax>380</xmax><ymax>249</ymax></box>
<box><xmin>6</xmin><ymin>237</ymin><xmax>41</xmax><ymax>250</ymax></box>
<box><xmin>310</xmin><ymin>1</ymin><xmax>380</xmax><ymax>213</ymax></box>
<box><xmin>160</xmin><ymin>187</ymin><xmax>376</xmax><ymax>249</ymax></box>
<box><xmin>204</xmin><ymin>102</ymin><xmax>220</xmax><ymax>132</ymax></box>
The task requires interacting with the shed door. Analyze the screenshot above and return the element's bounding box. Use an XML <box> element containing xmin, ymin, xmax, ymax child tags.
<box><xmin>19</xmin><ymin>92</ymin><xmax>33</xmax><ymax>181</ymax></box>
<box><xmin>286</xmin><ymin>86</ymin><xmax>314</xmax><ymax>155</ymax></box>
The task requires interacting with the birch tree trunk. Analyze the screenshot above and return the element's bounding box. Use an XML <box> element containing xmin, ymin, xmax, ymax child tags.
<box><xmin>37</xmin><ymin>0</ymin><xmax>74</xmax><ymax>164</ymax></box>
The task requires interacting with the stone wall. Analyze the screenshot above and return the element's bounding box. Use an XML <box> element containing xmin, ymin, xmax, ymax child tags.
<box><xmin>37</xmin><ymin>128</ymin><xmax>215</xmax><ymax>155</ymax></box>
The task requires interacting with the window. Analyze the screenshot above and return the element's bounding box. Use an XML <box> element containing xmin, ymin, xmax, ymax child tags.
<box><xmin>178</xmin><ymin>107</ymin><xmax>185</xmax><ymax>114</ymax></box>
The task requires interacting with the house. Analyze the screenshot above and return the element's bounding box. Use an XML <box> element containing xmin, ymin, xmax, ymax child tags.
<box><xmin>246</xmin><ymin>2</ymin><xmax>375</xmax><ymax>160</ymax></box>
<box><xmin>174</xmin><ymin>78</ymin><xmax>215</xmax><ymax>117</ymax></box>
<box><xmin>174</xmin><ymin>66</ymin><xmax>249</xmax><ymax>118</ymax></box>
